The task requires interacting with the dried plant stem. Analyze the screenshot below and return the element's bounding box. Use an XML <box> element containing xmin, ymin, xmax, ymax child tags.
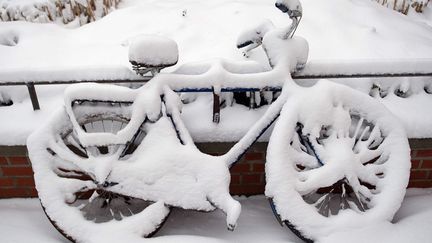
<box><xmin>0</xmin><ymin>0</ymin><xmax>121</xmax><ymax>24</ymax></box>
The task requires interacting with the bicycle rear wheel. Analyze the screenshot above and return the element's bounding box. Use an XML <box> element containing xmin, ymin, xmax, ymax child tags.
<box><xmin>27</xmin><ymin>100</ymin><xmax>170</xmax><ymax>242</ymax></box>
<box><xmin>265</xmin><ymin>80</ymin><xmax>410</xmax><ymax>242</ymax></box>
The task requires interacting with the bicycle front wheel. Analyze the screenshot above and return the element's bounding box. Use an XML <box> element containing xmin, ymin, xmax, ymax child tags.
<box><xmin>265</xmin><ymin>80</ymin><xmax>410</xmax><ymax>242</ymax></box>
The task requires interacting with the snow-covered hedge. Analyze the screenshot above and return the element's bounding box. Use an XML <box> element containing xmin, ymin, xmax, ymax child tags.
<box><xmin>374</xmin><ymin>0</ymin><xmax>429</xmax><ymax>14</ymax></box>
<box><xmin>0</xmin><ymin>0</ymin><xmax>120</xmax><ymax>25</ymax></box>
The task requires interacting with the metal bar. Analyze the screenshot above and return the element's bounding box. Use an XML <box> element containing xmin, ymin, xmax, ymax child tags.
<box><xmin>249</xmin><ymin>91</ymin><xmax>255</xmax><ymax>109</ymax></box>
<box><xmin>0</xmin><ymin>71</ymin><xmax>429</xmax><ymax>94</ymax></box>
<box><xmin>292</xmin><ymin>72</ymin><xmax>432</xmax><ymax>79</ymax></box>
<box><xmin>26</xmin><ymin>83</ymin><xmax>40</xmax><ymax>110</ymax></box>
<box><xmin>294</xmin><ymin>59</ymin><xmax>432</xmax><ymax>79</ymax></box>
<box><xmin>2</xmin><ymin>59</ymin><xmax>432</xmax><ymax>86</ymax></box>
<box><xmin>177</xmin><ymin>87</ymin><xmax>282</xmax><ymax>92</ymax></box>
<box><xmin>0</xmin><ymin>78</ymin><xmax>152</xmax><ymax>86</ymax></box>
<box><xmin>212</xmin><ymin>92</ymin><xmax>220</xmax><ymax>124</ymax></box>
<box><xmin>1</xmin><ymin>71</ymin><xmax>431</xmax><ymax>86</ymax></box>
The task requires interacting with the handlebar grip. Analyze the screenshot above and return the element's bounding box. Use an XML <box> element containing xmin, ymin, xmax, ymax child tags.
<box><xmin>275</xmin><ymin>0</ymin><xmax>302</xmax><ymax>18</ymax></box>
<box><xmin>275</xmin><ymin>1</ymin><xmax>289</xmax><ymax>13</ymax></box>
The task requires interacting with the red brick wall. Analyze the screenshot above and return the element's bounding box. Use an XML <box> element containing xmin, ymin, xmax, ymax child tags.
<box><xmin>229</xmin><ymin>147</ymin><xmax>266</xmax><ymax>195</ymax></box>
<box><xmin>201</xmin><ymin>141</ymin><xmax>432</xmax><ymax>195</ymax></box>
<box><xmin>1</xmin><ymin>140</ymin><xmax>432</xmax><ymax>198</ymax></box>
<box><xmin>0</xmin><ymin>147</ymin><xmax>37</xmax><ymax>198</ymax></box>
<box><xmin>409</xmin><ymin>148</ymin><xmax>432</xmax><ymax>188</ymax></box>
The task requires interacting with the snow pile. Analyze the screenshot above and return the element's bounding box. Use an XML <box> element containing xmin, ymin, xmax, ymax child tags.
<box><xmin>129</xmin><ymin>35</ymin><xmax>178</xmax><ymax>67</ymax></box>
<box><xmin>129</xmin><ymin>35</ymin><xmax>179</xmax><ymax>75</ymax></box>
<box><xmin>0</xmin><ymin>0</ymin><xmax>120</xmax><ymax>25</ymax></box>
<box><xmin>0</xmin><ymin>29</ymin><xmax>18</xmax><ymax>46</ymax></box>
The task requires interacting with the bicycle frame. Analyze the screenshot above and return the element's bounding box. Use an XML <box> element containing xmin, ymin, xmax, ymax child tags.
<box><xmin>65</xmin><ymin>53</ymin><xmax>304</xmax><ymax>166</ymax></box>
<box><xmin>63</xmin><ymin>2</ymin><xmax>308</xmax><ymax>166</ymax></box>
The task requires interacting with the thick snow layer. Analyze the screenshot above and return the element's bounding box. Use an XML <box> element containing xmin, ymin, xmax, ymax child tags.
<box><xmin>0</xmin><ymin>65</ymin><xmax>141</xmax><ymax>82</ymax></box>
<box><xmin>0</xmin><ymin>0</ymin><xmax>432</xmax><ymax>145</ymax></box>
<box><xmin>1</xmin><ymin>0</ymin><xmax>432</xmax><ymax>81</ymax></box>
<box><xmin>1</xmin><ymin>190</ymin><xmax>432</xmax><ymax>243</ymax></box>
<box><xmin>129</xmin><ymin>35</ymin><xmax>179</xmax><ymax>67</ymax></box>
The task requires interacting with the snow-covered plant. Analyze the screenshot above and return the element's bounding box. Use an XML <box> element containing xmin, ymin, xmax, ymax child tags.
<box><xmin>425</xmin><ymin>81</ymin><xmax>432</xmax><ymax>94</ymax></box>
<box><xmin>0</xmin><ymin>0</ymin><xmax>121</xmax><ymax>25</ymax></box>
<box><xmin>374</xmin><ymin>0</ymin><xmax>429</xmax><ymax>14</ymax></box>
<box><xmin>367</xmin><ymin>77</ymin><xmax>432</xmax><ymax>99</ymax></box>
<box><xmin>0</xmin><ymin>90</ymin><xmax>12</xmax><ymax>106</ymax></box>
<box><xmin>0</xmin><ymin>29</ymin><xmax>18</xmax><ymax>46</ymax></box>
<box><xmin>411</xmin><ymin>0</ymin><xmax>430</xmax><ymax>12</ymax></box>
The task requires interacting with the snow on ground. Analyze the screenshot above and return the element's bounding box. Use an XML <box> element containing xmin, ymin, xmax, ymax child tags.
<box><xmin>319</xmin><ymin>189</ymin><xmax>432</xmax><ymax>243</ymax></box>
<box><xmin>0</xmin><ymin>189</ymin><xmax>431</xmax><ymax>243</ymax></box>
<box><xmin>0</xmin><ymin>0</ymin><xmax>432</xmax><ymax>145</ymax></box>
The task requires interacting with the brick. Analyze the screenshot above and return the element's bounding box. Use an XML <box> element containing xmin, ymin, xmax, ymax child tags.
<box><xmin>2</xmin><ymin>167</ymin><xmax>33</xmax><ymax>176</ymax></box>
<box><xmin>407</xmin><ymin>181</ymin><xmax>432</xmax><ymax>188</ymax></box>
<box><xmin>230</xmin><ymin>175</ymin><xmax>240</xmax><ymax>185</ymax></box>
<box><xmin>230</xmin><ymin>185</ymin><xmax>265</xmax><ymax>195</ymax></box>
<box><xmin>245</xmin><ymin>152</ymin><xmax>263</xmax><ymax>161</ymax></box>
<box><xmin>252</xmin><ymin>163</ymin><xmax>265</xmax><ymax>172</ymax></box>
<box><xmin>411</xmin><ymin>160</ymin><xmax>421</xmax><ymax>169</ymax></box>
<box><xmin>410</xmin><ymin>171</ymin><xmax>428</xmax><ymax>180</ymax></box>
<box><xmin>8</xmin><ymin>156</ymin><xmax>28</xmax><ymax>165</ymax></box>
<box><xmin>16</xmin><ymin>177</ymin><xmax>35</xmax><ymax>187</ymax></box>
<box><xmin>421</xmin><ymin>160</ymin><xmax>432</xmax><ymax>169</ymax></box>
<box><xmin>0</xmin><ymin>157</ymin><xmax>7</xmax><ymax>165</ymax></box>
<box><xmin>230</xmin><ymin>164</ymin><xmax>250</xmax><ymax>173</ymax></box>
<box><xmin>0</xmin><ymin>178</ymin><xmax>14</xmax><ymax>187</ymax></box>
<box><xmin>242</xmin><ymin>174</ymin><xmax>262</xmax><ymax>184</ymax></box>
<box><xmin>416</xmin><ymin>150</ymin><xmax>432</xmax><ymax>158</ymax></box>
<box><xmin>0</xmin><ymin>188</ymin><xmax>29</xmax><ymax>198</ymax></box>
<box><xmin>410</xmin><ymin>150</ymin><xmax>417</xmax><ymax>158</ymax></box>
<box><xmin>28</xmin><ymin>188</ymin><xmax>38</xmax><ymax>197</ymax></box>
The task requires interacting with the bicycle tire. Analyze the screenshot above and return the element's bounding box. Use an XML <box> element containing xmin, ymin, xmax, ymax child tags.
<box><xmin>265</xmin><ymin>80</ymin><xmax>410</xmax><ymax>242</ymax></box>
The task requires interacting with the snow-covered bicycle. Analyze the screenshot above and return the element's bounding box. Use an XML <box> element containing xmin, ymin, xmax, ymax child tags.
<box><xmin>27</xmin><ymin>0</ymin><xmax>410</xmax><ymax>242</ymax></box>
